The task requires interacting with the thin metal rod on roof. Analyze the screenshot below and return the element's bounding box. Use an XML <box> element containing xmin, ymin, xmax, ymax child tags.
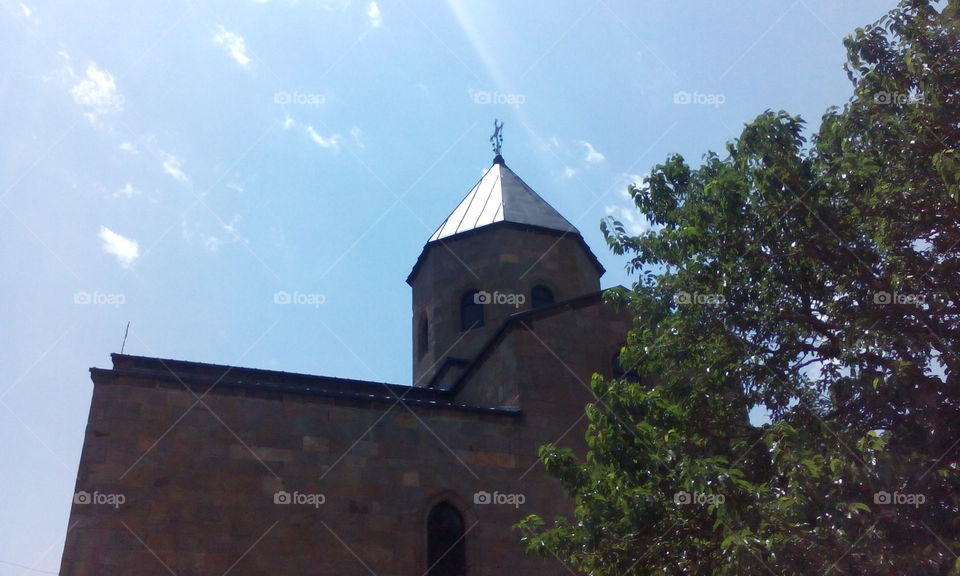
<box><xmin>120</xmin><ymin>321</ymin><xmax>130</xmax><ymax>354</ymax></box>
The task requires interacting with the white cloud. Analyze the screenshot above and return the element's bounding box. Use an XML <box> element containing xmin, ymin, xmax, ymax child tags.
<box><xmin>533</xmin><ymin>136</ymin><xmax>561</xmax><ymax>154</ymax></box>
<box><xmin>350</xmin><ymin>126</ymin><xmax>364</xmax><ymax>149</ymax></box>
<box><xmin>98</xmin><ymin>226</ymin><xmax>140</xmax><ymax>268</ymax></box>
<box><xmin>162</xmin><ymin>153</ymin><xmax>189</xmax><ymax>183</ymax></box>
<box><xmin>119</xmin><ymin>141</ymin><xmax>138</xmax><ymax>154</ymax></box>
<box><xmin>181</xmin><ymin>214</ymin><xmax>245</xmax><ymax>253</ymax></box>
<box><xmin>223</xmin><ymin>215</ymin><xmax>242</xmax><ymax>236</ymax></box>
<box><xmin>367</xmin><ymin>2</ymin><xmax>382</xmax><ymax>27</ymax></box>
<box><xmin>624</xmin><ymin>173</ymin><xmax>646</xmax><ymax>187</ymax></box>
<box><xmin>20</xmin><ymin>2</ymin><xmax>32</xmax><ymax>18</ymax></box>
<box><xmin>306</xmin><ymin>126</ymin><xmax>341</xmax><ymax>152</ymax></box>
<box><xmin>605</xmin><ymin>205</ymin><xmax>648</xmax><ymax>236</ymax></box>
<box><xmin>286</xmin><ymin>117</ymin><xmax>342</xmax><ymax>152</ymax></box>
<box><xmin>213</xmin><ymin>26</ymin><xmax>251</xmax><ymax>67</ymax></box>
<box><xmin>70</xmin><ymin>62</ymin><xmax>123</xmax><ymax>122</ymax></box>
<box><xmin>580</xmin><ymin>140</ymin><xmax>605</xmax><ymax>164</ymax></box>
<box><xmin>113</xmin><ymin>183</ymin><xmax>140</xmax><ymax>199</ymax></box>
<box><xmin>180</xmin><ymin>218</ymin><xmax>193</xmax><ymax>243</ymax></box>
<box><xmin>562</xmin><ymin>167</ymin><xmax>576</xmax><ymax>179</ymax></box>
<box><xmin>604</xmin><ymin>174</ymin><xmax>650</xmax><ymax>235</ymax></box>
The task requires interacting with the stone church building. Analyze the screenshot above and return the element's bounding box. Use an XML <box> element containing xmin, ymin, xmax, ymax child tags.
<box><xmin>59</xmin><ymin>150</ymin><xmax>630</xmax><ymax>575</ymax></box>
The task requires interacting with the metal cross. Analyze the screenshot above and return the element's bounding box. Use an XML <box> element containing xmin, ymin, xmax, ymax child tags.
<box><xmin>490</xmin><ymin>119</ymin><xmax>504</xmax><ymax>156</ymax></box>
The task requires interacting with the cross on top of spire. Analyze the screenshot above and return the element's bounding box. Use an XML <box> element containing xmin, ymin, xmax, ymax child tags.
<box><xmin>490</xmin><ymin>119</ymin><xmax>503</xmax><ymax>159</ymax></box>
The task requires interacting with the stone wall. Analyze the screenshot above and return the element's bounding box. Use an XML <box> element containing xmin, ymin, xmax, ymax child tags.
<box><xmin>60</xmin><ymin>351</ymin><xmax>608</xmax><ymax>575</ymax></box>
<box><xmin>409</xmin><ymin>224</ymin><xmax>604</xmax><ymax>387</ymax></box>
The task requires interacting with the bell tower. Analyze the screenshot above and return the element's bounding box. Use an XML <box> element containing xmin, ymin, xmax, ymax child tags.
<box><xmin>407</xmin><ymin>123</ymin><xmax>605</xmax><ymax>388</ymax></box>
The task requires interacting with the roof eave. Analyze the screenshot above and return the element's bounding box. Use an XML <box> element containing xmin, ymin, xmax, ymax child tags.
<box><xmin>406</xmin><ymin>222</ymin><xmax>605</xmax><ymax>285</ymax></box>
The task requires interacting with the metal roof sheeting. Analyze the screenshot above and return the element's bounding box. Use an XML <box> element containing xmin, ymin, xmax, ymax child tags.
<box><xmin>428</xmin><ymin>157</ymin><xmax>580</xmax><ymax>242</ymax></box>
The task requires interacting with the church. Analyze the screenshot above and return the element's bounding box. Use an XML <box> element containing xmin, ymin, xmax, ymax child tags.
<box><xmin>59</xmin><ymin>136</ymin><xmax>631</xmax><ymax>575</ymax></box>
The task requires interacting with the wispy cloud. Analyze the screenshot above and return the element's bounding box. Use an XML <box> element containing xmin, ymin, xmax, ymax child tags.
<box><xmin>113</xmin><ymin>183</ymin><xmax>140</xmax><ymax>199</ymax></box>
<box><xmin>19</xmin><ymin>2</ymin><xmax>33</xmax><ymax>18</ymax></box>
<box><xmin>367</xmin><ymin>2</ymin><xmax>382</xmax><ymax>27</ymax></box>
<box><xmin>350</xmin><ymin>126</ymin><xmax>364</xmax><ymax>149</ymax></box>
<box><xmin>70</xmin><ymin>62</ymin><xmax>123</xmax><ymax>123</ymax></box>
<box><xmin>119</xmin><ymin>141</ymin><xmax>138</xmax><ymax>154</ymax></box>
<box><xmin>580</xmin><ymin>140</ymin><xmax>605</xmax><ymax>164</ymax></box>
<box><xmin>306</xmin><ymin>125</ymin><xmax>341</xmax><ymax>152</ymax></box>
<box><xmin>604</xmin><ymin>174</ymin><xmax>650</xmax><ymax>235</ymax></box>
<box><xmin>162</xmin><ymin>153</ymin><xmax>189</xmax><ymax>183</ymax></box>
<box><xmin>98</xmin><ymin>226</ymin><xmax>140</xmax><ymax>268</ymax></box>
<box><xmin>283</xmin><ymin>116</ymin><xmax>342</xmax><ymax>152</ymax></box>
<box><xmin>213</xmin><ymin>25</ymin><xmax>251</xmax><ymax>67</ymax></box>
<box><xmin>182</xmin><ymin>214</ymin><xmax>246</xmax><ymax>253</ymax></box>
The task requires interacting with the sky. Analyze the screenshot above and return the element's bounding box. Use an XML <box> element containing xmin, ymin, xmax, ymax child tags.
<box><xmin>0</xmin><ymin>0</ymin><xmax>895</xmax><ymax>573</ymax></box>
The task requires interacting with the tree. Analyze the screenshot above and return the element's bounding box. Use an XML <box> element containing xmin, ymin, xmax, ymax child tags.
<box><xmin>517</xmin><ymin>1</ymin><xmax>960</xmax><ymax>574</ymax></box>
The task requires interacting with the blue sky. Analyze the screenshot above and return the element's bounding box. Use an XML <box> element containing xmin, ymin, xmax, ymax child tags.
<box><xmin>1</xmin><ymin>0</ymin><xmax>893</xmax><ymax>572</ymax></box>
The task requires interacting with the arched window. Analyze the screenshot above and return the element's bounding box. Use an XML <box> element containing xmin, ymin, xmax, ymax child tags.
<box><xmin>461</xmin><ymin>290</ymin><xmax>484</xmax><ymax>330</ymax></box>
<box><xmin>427</xmin><ymin>502</ymin><xmax>466</xmax><ymax>576</ymax></box>
<box><xmin>418</xmin><ymin>315</ymin><xmax>429</xmax><ymax>358</ymax></box>
<box><xmin>531</xmin><ymin>285</ymin><xmax>555</xmax><ymax>309</ymax></box>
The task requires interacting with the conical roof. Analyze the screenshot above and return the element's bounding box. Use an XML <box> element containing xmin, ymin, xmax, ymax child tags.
<box><xmin>427</xmin><ymin>155</ymin><xmax>579</xmax><ymax>242</ymax></box>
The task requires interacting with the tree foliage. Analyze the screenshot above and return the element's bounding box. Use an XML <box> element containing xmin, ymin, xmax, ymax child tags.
<box><xmin>518</xmin><ymin>1</ymin><xmax>960</xmax><ymax>574</ymax></box>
